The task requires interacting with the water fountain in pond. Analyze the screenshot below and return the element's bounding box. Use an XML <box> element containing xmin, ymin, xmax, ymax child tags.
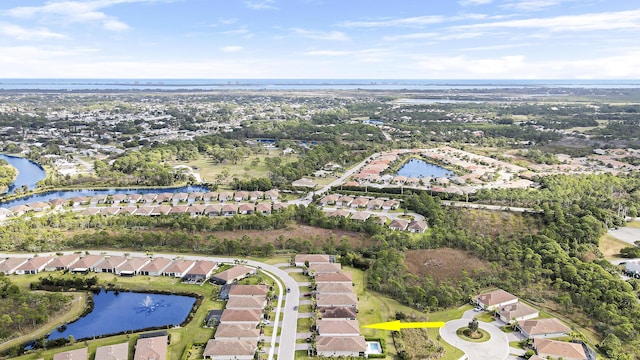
<box><xmin>135</xmin><ymin>295</ymin><xmax>169</xmax><ymax>315</ymax></box>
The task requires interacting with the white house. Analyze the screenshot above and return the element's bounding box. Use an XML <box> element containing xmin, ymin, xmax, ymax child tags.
<box><xmin>475</xmin><ymin>289</ymin><xmax>518</xmax><ymax>311</ymax></box>
<box><xmin>316</xmin><ymin>336</ymin><xmax>366</xmax><ymax>358</ymax></box>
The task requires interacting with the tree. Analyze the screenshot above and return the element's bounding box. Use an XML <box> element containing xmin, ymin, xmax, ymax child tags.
<box><xmin>599</xmin><ymin>333</ymin><xmax>622</xmax><ymax>358</ymax></box>
<box><xmin>468</xmin><ymin>318</ymin><xmax>479</xmax><ymax>334</ymax></box>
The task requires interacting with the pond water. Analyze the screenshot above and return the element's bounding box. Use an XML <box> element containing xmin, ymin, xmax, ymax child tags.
<box><xmin>0</xmin><ymin>185</ymin><xmax>209</xmax><ymax>208</ymax></box>
<box><xmin>0</xmin><ymin>154</ymin><xmax>47</xmax><ymax>194</ymax></box>
<box><xmin>47</xmin><ymin>290</ymin><xmax>196</xmax><ymax>341</ymax></box>
<box><xmin>397</xmin><ymin>159</ymin><xmax>454</xmax><ymax>178</ymax></box>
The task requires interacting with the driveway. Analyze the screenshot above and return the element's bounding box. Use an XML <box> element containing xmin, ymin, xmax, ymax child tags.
<box><xmin>439</xmin><ymin>319</ymin><xmax>509</xmax><ymax>360</ymax></box>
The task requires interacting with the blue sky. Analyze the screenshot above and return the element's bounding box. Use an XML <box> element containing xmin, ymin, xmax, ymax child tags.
<box><xmin>0</xmin><ymin>0</ymin><xmax>638</xmax><ymax>79</ymax></box>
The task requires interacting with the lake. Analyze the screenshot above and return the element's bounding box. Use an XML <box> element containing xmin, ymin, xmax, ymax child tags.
<box><xmin>0</xmin><ymin>154</ymin><xmax>46</xmax><ymax>194</ymax></box>
<box><xmin>0</xmin><ymin>185</ymin><xmax>209</xmax><ymax>208</ymax></box>
<box><xmin>47</xmin><ymin>291</ymin><xmax>196</xmax><ymax>341</ymax></box>
<box><xmin>397</xmin><ymin>159</ymin><xmax>454</xmax><ymax>178</ymax></box>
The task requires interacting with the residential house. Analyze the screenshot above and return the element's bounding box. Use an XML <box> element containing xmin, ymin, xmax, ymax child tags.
<box><xmin>225</xmin><ymin>296</ymin><xmax>268</xmax><ymax>310</ymax></box>
<box><xmin>350</xmin><ymin>197</ymin><xmax>369</xmax><ymax>208</ymax></box>
<box><xmin>218</xmin><ymin>192</ymin><xmax>234</xmax><ymax>202</ymax></box>
<box><xmin>264</xmin><ymin>189</ymin><xmax>279</xmax><ymax>200</ymax></box>
<box><xmin>116</xmin><ymin>257</ymin><xmax>152</xmax><ymax>276</ymax></box>
<box><xmin>151</xmin><ymin>205</ymin><xmax>172</xmax><ymax>215</ymax></box>
<box><xmin>221</xmin><ymin>204</ymin><xmax>237</xmax><ymax>216</ymax></box>
<box><xmin>367</xmin><ymin>199</ymin><xmax>384</xmax><ymax>210</ymax></box>
<box><xmin>350</xmin><ymin>212</ymin><xmax>370</xmax><ymax>222</ymax></box>
<box><xmin>307</xmin><ymin>263</ymin><xmax>342</xmax><ymax>276</ymax></box>
<box><xmin>183</xmin><ymin>261</ymin><xmax>218</xmax><ymax>283</ymax></box>
<box><xmin>162</xmin><ymin>259</ymin><xmax>196</xmax><ymax>278</ymax></box>
<box><xmin>128</xmin><ymin>194</ymin><xmax>142</xmax><ymax>204</ymax></box>
<box><xmin>139</xmin><ymin>257</ymin><xmax>173</xmax><ymax>276</ymax></box>
<box><xmin>205</xmin><ymin>309</ymin><xmax>224</xmax><ymax>327</ymax></box>
<box><xmin>328</xmin><ymin>209</ymin><xmax>350</xmax><ymax>218</ymax></box>
<box><xmin>53</xmin><ymin>347</ymin><xmax>88</xmax><ymax>360</ymax></box>
<box><xmin>316</xmin><ymin>293</ymin><xmax>358</xmax><ymax>309</ymax></box>
<box><xmin>112</xmin><ymin>194</ymin><xmax>127</xmax><ymax>204</ymax></box>
<box><xmin>316</xmin><ymin>319</ymin><xmax>360</xmax><ymax>336</ymax></box>
<box><xmin>317</xmin><ymin>306</ymin><xmax>358</xmax><ymax>320</ymax></box>
<box><xmin>227</xmin><ymin>284</ymin><xmax>270</xmax><ymax>298</ymax></box>
<box><xmin>95</xmin><ymin>342</ymin><xmax>128</xmax><ymax>360</ymax></box>
<box><xmin>388</xmin><ymin>219</ymin><xmax>409</xmax><ymax>231</ymax></box>
<box><xmin>256</xmin><ymin>203</ymin><xmax>271</xmax><ymax>215</ymax></box>
<box><xmin>498</xmin><ymin>302</ymin><xmax>539</xmax><ymax>324</ymax></box>
<box><xmin>294</xmin><ymin>254</ymin><xmax>332</xmax><ymax>267</ymax></box>
<box><xmin>249</xmin><ymin>191</ymin><xmax>263</xmax><ymax>201</ymax></box>
<box><xmin>475</xmin><ymin>289</ymin><xmax>519</xmax><ymax>311</ymax></box>
<box><xmin>381</xmin><ymin>200</ymin><xmax>399</xmax><ymax>210</ymax></box>
<box><xmin>70</xmin><ymin>255</ymin><xmax>105</xmax><ymax>273</ymax></box>
<box><xmin>118</xmin><ymin>206</ymin><xmax>137</xmax><ymax>215</ymax></box>
<box><xmin>272</xmin><ymin>203</ymin><xmax>288</xmax><ymax>212</ymax></box>
<box><xmin>210</xmin><ymin>265</ymin><xmax>256</xmax><ymax>285</ymax></box>
<box><xmin>238</xmin><ymin>203</ymin><xmax>254</xmax><ymax>215</ymax></box>
<box><xmin>141</xmin><ymin>193</ymin><xmax>158</xmax><ymax>203</ymax></box>
<box><xmin>518</xmin><ymin>318</ymin><xmax>571</xmax><ymax>339</ymax></box>
<box><xmin>9</xmin><ymin>205</ymin><xmax>29</xmax><ymax>216</ymax></box>
<box><xmin>203</xmin><ymin>339</ymin><xmax>258</xmax><ymax>360</ymax></box>
<box><xmin>169</xmin><ymin>205</ymin><xmax>188</xmax><ymax>215</ymax></box>
<box><xmin>407</xmin><ymin>220</ymin><xmax>428</xmax><ymax>233</ymax></box>
<box><xmin>172</xmin><ymin>192</ymin><xmax>188</xmax><ymax>203</ymax></box>
<box><xmin>219</xmin><ymin>309</ymin><xmax>263</xmax><ymax>326</ymax></box>
<box><xmin>337</xmin><ymin>196</ymin><xmax>354</xmax><ymax>207</ymax></box>
<box><xmin>204</xmin><ymin>192</ymin><xmax>219</xmax><ymax>202</ymax></box>
<box><xmin>533</xmin><ymin>338</ymin><xmax>587</xmax><ymax>360</ymax></box>
<box><xmin>90</xmin><ymin>195</ymin><xmax>108</xmax><ymax>206</ymax></box>
<box><xmin>45</xmin><ymin>253</ymin><xmax>81</xmax><ymax>271</ymax></box>
<box><xmin>316</xmin><ymin>283</ymin><xmax>354</xmax><ymax>294</ymax></box>
<box><xmin>80</xmin><ymin>207</ymin><xmax>101</xmax><ymax>216</ymax></box>
<box><xmin>70</xmin><ymin>196</ymin><xmax>90</xmax><ymax>206</ymax></box>
<box><xmin>15</xmin><ymin>255</ymin><xmax>54</xmax><ymax>274</ymax></box>
<box><xmin>94</xmin><ymin>256</ymin><xmax>128</xmax><ymax>273</ymax></box>
<box><xmin>49</xmin><ymin>198</ymin><xmax>67</xmax><ymax>210</ymax></box>
<box><xmin>0</xmin><ymin>208</ymin><xmax>12</xmax><ymax>220</ymax></box>
<box><xmin>188</xmin><ymin>192</ymin><xmax>204</xmax><ymax>202</ymax></box>
<box><xmin>0</xmin><ymin>257</ymin><xmax>29</xmax><ymax>275</ymax></box>
<box><xmin>155</xmin><ymin>193</ymin><xmax>173</xmax><ymax>203</ymax></box>
<box><xmin>292</xmin><ymin>178</ymin><xmax>317</xmax><ymax>188</ymax></box>
<box><xmin>234</xmin><ymin>191</ymin><xmax>249</xmax><ymax>201</ymax></box>
<box><xmin>134</xmin><ymin>335</ymin><xmax>168</xmax><ymax>360</ymax></box>
<box><xmin>315</xmin><ymin>273</ymin><xmax>352</xmax><ymax>284</ymax></box>
<box><xmin>205</xmin><ymin>204</ymin><xmax>222</xmax><ymax>216</ymax></box>
<box><xmin>214</xmin><ymin>323</ymin><xmax>260</xmax><ymax>340</ymax></box>
<box><xmin>100</xmin><ymin>207</ymin><xmax>120</xmax><ymax>216</ymax></box>
<box><xmin>319</xmin><ymin>194</ymin><xmax>340</xmax><ymax>206</ymax></box>
<box><xmin>188</xmin><ymin>204</ymin><xmax>206</xmax><ymax>216</ymax></box>
<box><xmin>316</xmin><ymin>335</ymin><xmax>366</xmax><ymax>358</ymax></box>
<box><xmin>27</xmin><ymin>201</ymin><xmax>51</xmax><ymax>212</ymax></box>
<box><xmin>133</xmin><ymin>206</ymin><xmax>154</xmax><ymax>216</ymax></box>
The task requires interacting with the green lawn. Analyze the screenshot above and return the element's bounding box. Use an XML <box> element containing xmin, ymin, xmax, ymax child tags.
<box><xmin>288</xmin><ymin>272</ymin><xmax>310</xmax><ymax>283</ymax></box>
<box><xmin>474</xmin><ymin>312</ymin><xmax>496</xmax><ymax>322</ymax></box>
<box><xmin>297</xmin><ymin>318</ymin><xmax>313</xmax><ymax>333</ymax></box>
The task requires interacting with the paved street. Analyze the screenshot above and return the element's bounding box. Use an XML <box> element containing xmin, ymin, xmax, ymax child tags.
<box><xmin>439</xmin><ymin>314</ymin><xmax>509</xmax><ymax>360</ymax></box>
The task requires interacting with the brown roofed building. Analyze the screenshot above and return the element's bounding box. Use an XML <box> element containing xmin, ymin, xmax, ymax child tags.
<box><xmin>307</xmin><ymin>262</ymin><xmax>342</xmax><ymax>276</ymax></box>
<box><xmin>228</xmin><ymin>284</ymin><xmax>270</xmax><ymax>297</ymax></box>
<box><xmin>316</xmin><ymin>293</ymin><xmax>358</xmax><ymax>309</ymax></box>
<box><xmin>315</xmin><ymin>272</ymin><xmax>352</xmax><ymax>284</ymax></box>
<box><xmin>134</xmin><ymin>335</ymin><xmax>168</xmax><ymax>360</ymax></box>
<box><xmin>213</xmin><ymin>323</ymin><xmax>260</xmax><ymax>340</ymax></box>
<box><xmin>95</xmin><ymin>342</ymin><xmax>129</xmax><ymax>360</ymax></box>
<box><xmin>316</xmin><ymin>283</ymin><xmax>354</xmax><ymax>295</ymax></box>
<box><xmin>94</xmin><ymin>256</ymin><xmax>128</xmax><ymax>273</ymax></box>
<box><xmin>70</xmin><ymin>254</ymin><xmax>104</xmax><ymax>273</ymax></box>
<box><xmin>497</xmin><ymin>302</ymin><xmax>539</xmax><ymax>324</ymax></box>
<box><xmin>518</xmin><ymin>318</ymin><xmax>571</xmax><ymax>339</ymax></box>
<box><xmin>389</xmin><ymin>219</ymin><xmax>409</xmax><ymax>231</ymax></box>
<box><xmin>211</xmin><ymin>265</ymin><xmax>256</xmax><ymax>285</ymax></box>
<box><xmin>316</xmin><ymin>335</ymin><xmax>366</xmax><ymax>357</ymax></box>
<box><xmin>139</xmin><ymin>257</ymin><xmax>172</xmax><ymax>276</ymax></box>
<box><xmin>475</xmin><ymin>289</ymin><xmax>518</xmax><ymax>310</ymax></box>
<box><xmin>533</xmin><ymin>338</ymin><xmax>587</xmax><ymax>360</ymax></box>
<box><xmin>15</xmin><ymin>255</ymin><xmax>54</xmax><ymax>275</ymax></box>
<box><xmin>205</xmin><ymin>204</ymin><xmax>222</xmax><ymax>216</ymax></box>
<box><xmin>316</xmin><ymin>319</ymin><xmax>360</xmax><ymax>336</ymax></box>
<box><xmin>0</xmin><ymin>257</ymin><xmax>28</xmax><ymax>275</ymax></box>
<box><xmin>407</xmin><ymin>220</ymin><xmax>428</xmax><ymax>233</ymax></box>
<box><xmin>219</xmin><ymin>309</ymin><xmax>263</xmax><ymax>325</ymax></box>
<box><xmin>133</xmin><ymin>206</ymin><xmax>154</xmax><ymax>216</ymax></box>
<box><xmin>264</xmin><ymin>189</ymin><xmax>279</xmax><ymax>200</ymax></box>
<box><xmin>317</xmin><ymin>306</ymin><xmax>358</xmax><ymax>320</ymax></box>
<box><xmin>116</xmin><ymin>257</ymin><xmax>152</xmax><ymax>276</ymax></box>
<box><xmin>183</xmin><ymin>261</ymin><xmax>218</xmax><ymax>282</ymax></box>
<box><xmin>226</xmin><ymin>295</ymin><xmax>267</xmax><ymax>310</ymax></box>
<box><xmin>255</xmin><ymin>203</ymin><xmax>271</xmax><ymax>215</ymax></box>
<box><xmin>294</xmin><ymin>254</ymin><xmax>332</xmax><ymax>267</ymax></box>
<box><xmin>151</xmin><ymin>205</ymin><xmax>172</xmax><ymax>215</ymax></box>
<box><xmin>45</xmin><ymin>253</ymin><xmax>81</xmax><ymax>271</ymax></box>
<box><xmin>53</xmin><ymin>347</ymin><xmax>88</xmax><ymax>360</ymax></box>
<box><xmin>162</xmin><ymin>259</ymin><xmax>196</xmax><ymax>277</ymax></box>
<box><xmin>169</xmin><ymin>205</ymin><xmax>188</xmax><ymax>214</ymax></box>
<box><xmin>203</xmin><ymin>339</ymin><xmax>258</xmax><ymax>360</ymax></box>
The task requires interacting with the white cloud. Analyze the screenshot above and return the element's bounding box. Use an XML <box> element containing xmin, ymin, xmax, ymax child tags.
<box><xmin>339</xmin><ymin>15</ymin><xmax>446</xmax><ymax>28</ymax></box>
<box><xmin>220</xmin><ymin>45</ymin><xmax>244</xmax><ymax>53</ymax></box>
<box><xmin>3</xmin><ymin>0</ymin><xmax>160</xmax><ymax>31</ymax></box>
<box><xmin>304</xmin><ymin>50</ymin><xmax>351</xmax><ymax>56</ymax></box>
<box><xmin>289</xmin><ymin>28</ymin><xmax>349</xmax><ymax>41</ymax></box>
<box><xmin>459</xmin><ymin>0</ymin><xmax>494</xmax><ymax>6</ymax></box>
<box><xmin>0</xmin><ymin>22</ymin><xmax>65</xmax><ymax>40</ymax></box>
<box><xmin>451</xmin><ymin>9</ymin><xmax>640</xmax><ymax>32</ymax></box>
<box><xmin>500</xmin><ymin>0</ymin><xmax>572</xmax><ymax>12</ymax></box>
<box><xmin>244</xmin><ymin>0</ymin><xmax>276</xmax><ymax>10</ymax></box>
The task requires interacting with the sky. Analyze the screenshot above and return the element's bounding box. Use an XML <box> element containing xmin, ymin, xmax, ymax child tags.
<box><xmin>0</xmin><ymin>0</ymin><xmax>639</xmax><ymax>79</ymax></box>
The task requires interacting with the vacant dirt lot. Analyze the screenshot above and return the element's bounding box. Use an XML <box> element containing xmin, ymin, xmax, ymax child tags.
<box><xmin>404</xmin><ymin>248</ymin><xmax>490</xmax><ymax>283</ymax></box>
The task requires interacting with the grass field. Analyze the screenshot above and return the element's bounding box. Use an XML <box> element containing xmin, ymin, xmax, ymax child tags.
<box><xmin>625</xmin><ymin>221</ymin><xmax>640</xmax><ymax>229</ymax></box>
<box><xmin>600</xmin><ymin>233</ymin><xmax>630</xmax><ymax>259</ymax></box>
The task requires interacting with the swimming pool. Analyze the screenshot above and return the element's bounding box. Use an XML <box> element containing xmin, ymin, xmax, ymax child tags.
<box><xmin>366</xmin><ymin>341</ymin><xmax>382</xmax><ymax>355</ymax></box>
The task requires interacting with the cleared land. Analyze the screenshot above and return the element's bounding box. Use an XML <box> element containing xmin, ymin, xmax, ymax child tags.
<box><xmin>404</xmin><ymin>248</ymin><xmax>490</xmax><ymax>283</ymax></box>
<box><xmin>599</xmin><ymin>233</ymin><xmax>630</xmax><ymax>259</ymax></box>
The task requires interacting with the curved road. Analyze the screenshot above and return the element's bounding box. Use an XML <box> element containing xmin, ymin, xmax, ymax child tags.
<box><xmin>439</xmin><ymin>318</ymin><xmax>509</xmax><ymax>360</ymax></box>
<box><xmin>0</xmin><ymin>251</ymin><xmax>299</xmax><ymax>360</ymax></box>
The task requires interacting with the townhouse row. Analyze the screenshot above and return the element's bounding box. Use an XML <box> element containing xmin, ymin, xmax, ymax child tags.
<box><xmin>51</xmin><ymin>332</ymin><xmax>168</xmax><ymax>360</ymax></box>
